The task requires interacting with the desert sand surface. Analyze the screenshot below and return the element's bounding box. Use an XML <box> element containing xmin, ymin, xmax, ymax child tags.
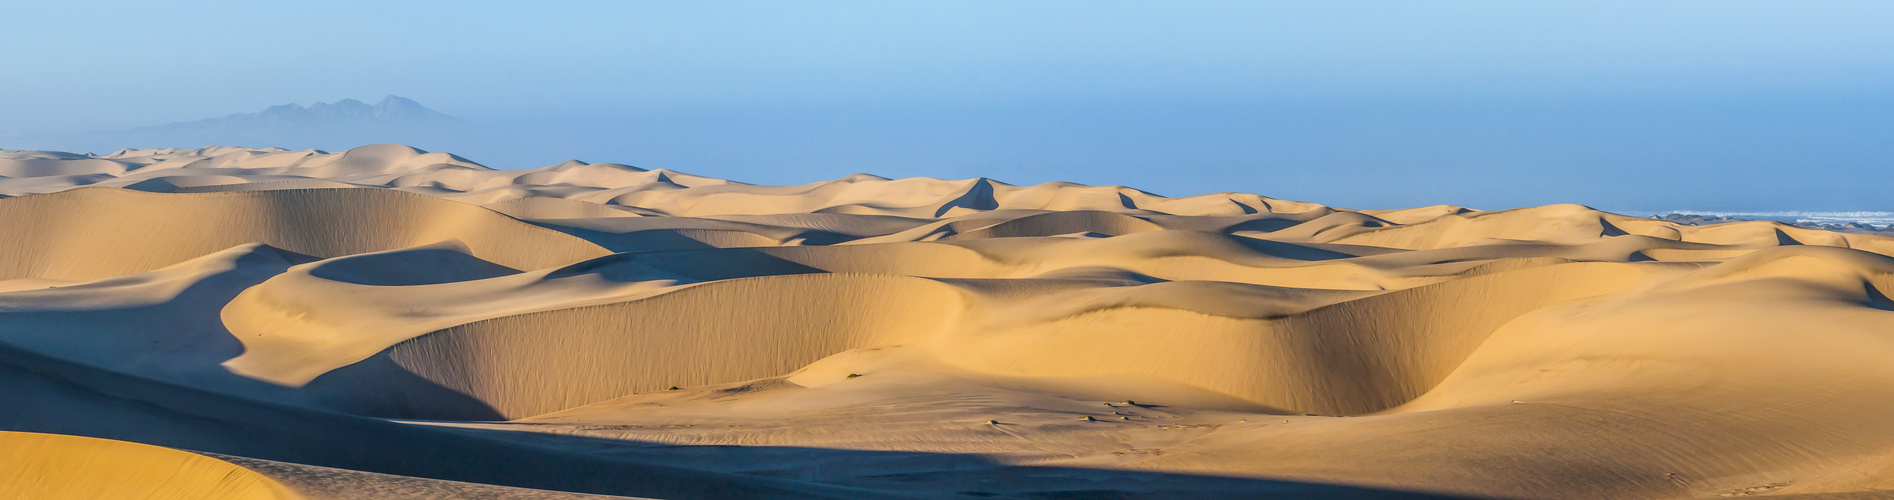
<box><xmin>5</xmin><ymin>144</ymin><xmax>1894</xmax><ymax>498</ymax></box>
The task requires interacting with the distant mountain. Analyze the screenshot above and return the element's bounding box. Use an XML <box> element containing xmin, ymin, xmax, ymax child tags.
<box><xmin>23</xmin><ymin>96</ymin><xmax>466</xmax><ymax>154</ymax></box>
<box><xmin>152</xmin><ymin>95</ymin><xmax>457</xmax><ymax>133</ymax></box>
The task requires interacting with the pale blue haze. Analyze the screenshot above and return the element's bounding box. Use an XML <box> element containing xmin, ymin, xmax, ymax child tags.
<box><xmin>2</xmin><ymin>1</ymin><xmax>1890</xmax><ymax>211</ymax></box>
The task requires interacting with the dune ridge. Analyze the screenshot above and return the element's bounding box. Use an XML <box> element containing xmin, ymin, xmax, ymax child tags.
<box><xmin>6</xmin><ymin>144</ymin><xmax>1894</xmax><ymax>498</ymax></box>
<box><xmin>0</xmin><ymin>186</ymin><xmax>608</xmax><ymax>281</ymax></box>
<box><xmin>0</xmin><ymin>431</ymin><xmax>297</xmax><ymax>500</ymax></box>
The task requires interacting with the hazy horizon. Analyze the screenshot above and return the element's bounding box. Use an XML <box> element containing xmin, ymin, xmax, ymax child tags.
<box><xmin>4</xmin><ymin>1</ymin><xmax>1890</xmax><ymax>212</ymax></box>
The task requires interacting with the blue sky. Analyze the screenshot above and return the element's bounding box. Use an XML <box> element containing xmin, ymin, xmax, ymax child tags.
<box><xmin>3</xmin><ymin>1</ymin><xmax>1891</xmax><ymax>210</ymax></box>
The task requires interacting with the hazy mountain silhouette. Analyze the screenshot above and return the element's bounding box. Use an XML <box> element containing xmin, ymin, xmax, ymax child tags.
<box><xmin>171</xmin><ymin>95</ymin><xmax>455</xmax><ymax>131</ymax></box>
<box><xmin>25</xmin><ymin>96</ymin><xmax>466</xmax><ymax>154</ymax></box>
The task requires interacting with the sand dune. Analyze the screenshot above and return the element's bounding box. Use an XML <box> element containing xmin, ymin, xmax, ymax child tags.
<box><xmin>0</xmin><ymin>431</ymin><xmax>296</xmax><ymax>500</ymax></box>
<box><xmin>6</xmin><ymin>144</ymin><xmax>1894</xmax><ymax>498</ymax></box>
<box><xmin>0</xmin><ymin>187</ymin><xmax>607</xmax><ymax>281</ymax></box>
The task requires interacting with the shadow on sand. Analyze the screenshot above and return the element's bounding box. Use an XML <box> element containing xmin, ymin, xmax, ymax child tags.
<box><xmin>0</xmin><ymin>341</ymin><xmax>1465</xmax><ymax>499</ymax></box>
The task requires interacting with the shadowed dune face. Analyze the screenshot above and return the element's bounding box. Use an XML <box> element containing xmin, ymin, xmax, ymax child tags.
<box><xmin>8</xmin><ymin>145</ymin><xmax>1894</xmax><ymax>498</ymax></box>
<box><xmin>329</xmin><ymin>274</ymin><xmax>968</xmax><ymax>420</ymax></box>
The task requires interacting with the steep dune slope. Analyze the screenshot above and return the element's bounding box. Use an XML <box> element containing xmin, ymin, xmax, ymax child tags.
<box><xmin>0</xmin><ymin>187</ymin><xmax>609</xmax><ymax>281</ymax></box>
<box><xmin>7</xmin><ymin>145</ymin><xmax>1894</xmax><ymax>498</ymax></box>
<box><xmin>1110</xmin><ymin>246</ymin><xmax>1894</xmax><ymax>498</ymax></box>
<box><xmin>333</xmin><ymin>260</ymin><xmax>1661</xmax><ymax>421</ymax></box>
<box><xmin>0</xmin><ymin>341</ymin><xmax>890</xmax><ymax>499</ymax></box>
<box><xmin>223</xmin><ymin>243</ymin><xmax>691</xmax><ymax>388</ymax></box>
<box><xmin>0</xmin><ymin>431</ymin><xmax>297</xmax><ymax>500</ymax></box>
<box><xmin>933</xmin><ymin>261</ymin><xmax>1669</xmax><ymax>416</ymax></box>
<box><xmin>316</xmin><ymin>274</ymin><xmax>966</xmax><ymax>420</ymax></box>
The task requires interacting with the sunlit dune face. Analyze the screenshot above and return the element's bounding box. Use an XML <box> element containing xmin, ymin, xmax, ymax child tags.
<box><xmin>4</xmin><ymin>145</ymin><xmax>1894</xmax><ymax>499</ymax></box>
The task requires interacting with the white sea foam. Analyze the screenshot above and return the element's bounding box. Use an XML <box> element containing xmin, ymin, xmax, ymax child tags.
<box><xmin>1618</xmin><ymin>211</ymin><xmax>1894</xmax><ymax>226</ymax></box>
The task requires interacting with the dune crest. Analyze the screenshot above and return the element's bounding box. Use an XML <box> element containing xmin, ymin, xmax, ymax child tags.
<box><xmin>7</xmin><ymin>144</ymin><xmax>1894</xmax><ymax>498</ymax></box>
<box><xmin>0</xmin><ymin>431</ymin><xmax>297</xmax><ymax>500</ymax></box>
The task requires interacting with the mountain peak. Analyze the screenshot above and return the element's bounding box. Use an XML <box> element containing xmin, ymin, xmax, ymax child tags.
<box><xmin>247</xmin><ymin>97</ymin><xmax>448</xmax><ymax>122</ymax></box>
<box><xmin>377</xmin><ymin>95</ymin><xmax>421</xmax><ymax>108</ymax></box>
<box><xmin>260</xmin><ymin>103</ymin><xmax>307</xmax><ymax>115</ymax></box>
<box><xmin>307</xmin><ymin>99</ymin><xmax>372</xmax><ymax>119</ymax></box>
<box><xmin>370</xmin><ymin>95</ymin><xmax>451</xmax><ymax>121</ymax></box>
<box><xmin>68</xmin><ymin>96</ymin><xmax>463</xmax><ymax>152</ymax></box>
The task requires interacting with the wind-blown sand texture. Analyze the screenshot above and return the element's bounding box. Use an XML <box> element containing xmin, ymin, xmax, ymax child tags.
<box><xmin>5</xmin><ymin>144</ymin><xmax>1894</xmax><ymax>498</ymax></box>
